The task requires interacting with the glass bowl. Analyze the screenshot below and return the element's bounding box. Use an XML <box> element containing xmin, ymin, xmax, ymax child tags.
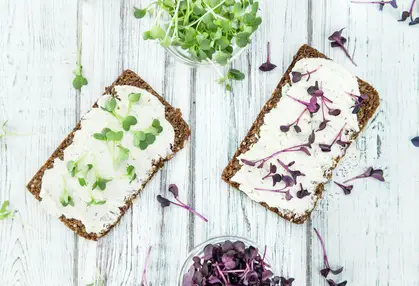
<box><xmin>177</xmin><ymin>235</ymin><xmax>278</xmax><ymax>285</ymax></box>
<box><xmin>165</xmin><ymin>45</ymin><xmax>248</xmax><ymax>68</ymax></box>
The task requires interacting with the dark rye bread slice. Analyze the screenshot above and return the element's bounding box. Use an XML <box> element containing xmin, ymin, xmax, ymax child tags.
<box><xmin>27</xmin><ymin>70</ymin><xmax>190</xmax><ymax>240</ymax></box>
<box><xmin>222</xmin><ymin>44</ymin><xmax>380</xmax><ymax>223</ymax></box>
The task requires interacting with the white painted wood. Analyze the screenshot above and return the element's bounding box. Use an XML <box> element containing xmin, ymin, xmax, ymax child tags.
<box><xmin>1</xmin><ymin>0</ymin><xmax>419</xmax><ymax>285</ymax></box>
<box><xmin>0</xmin><ymin>0</ymin><xmax>78</xmax><ymax>285</ymax></box>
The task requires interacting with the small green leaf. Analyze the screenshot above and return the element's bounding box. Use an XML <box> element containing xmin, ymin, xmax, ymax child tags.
<box><xmin>106</xmin><ymin>130</ymin><xmax>123</xmax><ymax>141</ymax></box>
<box><xmin>126</xmin><ymin>165</ymin><xmax>136</xmax><ymax>183</ymax></box>
<box><xmin>73</xmin><ymin>75</ymin><xmax>88</xmax><ymax>90</ymax></box>
<box><xmin>92</xmin><ymin>181</ymin><xmax>98</xmax><ymax>190</ymax></box>
<box><xmin>78</xmin><ymin>178</ymin><xmax>87</xmax><ymax>187</ymax></box>
<box><xmin>103</xmin><ymin>97</ymin><xmax>117</xmax><ymax>113</ymax></box>
<box><xmin>95</xmin><ymin>200</ymin><xmax>106</xmax><ymax>205</ymax></box>
<box><xmin>93</xmin><ymin>133</ymin><xmax>106</xmax><ymax>140</ymax></box>
<box><xmin>214</xmin><ymin>51</ymin><xmax>230</xmax><ymax>66</ymax></box>
<box><xmin>122</xmin><ymin>116</ymin><xmax>138</xmax><ymax>131</ymax></box>
<box><xmin>87</xmin><ymin>164</ymin><xmax>93</xmax><ymax>171</ymax></box>
<box><xmin>215</xmin><ymin>37</ymin><xmax>230</xmax><ymax>50</ymax></box>
<box><xmin>156</xmin><ymin>126</ymin><xmax>163</xmax><ymax>134</ymax></box>
<box><xmin>67</xmin><ymin>161</ymin><xmax>77</xmax><ymax>177</ymax></box>
<box><xmin>0</xmin><ymin>120</ymin><xmax>7</xmax><ymax>139</ymax></box>
<box><xmin>149</xmin><ymin>25</ymin><xmax>165</xmax><ymax>40</ymax></box>
<box><xmin>145</xmin><ymin>133</ymin><xmax>156</xmax><ymax>144</ymax></box>
<box><xmin>0</xmin><ymin>200</ymin><xmax>9</xmax><ymax>213</ymax></box>
<box><xmin>95</xmin><ymin>178</ymin><xmax>111</xmax><ymax>191</ymax></box>
<box><xmin>133</xmin><ymin>131</ymin><xmax>146</xmax><ymax>147</ymax></box>
<box><xmin>117</xmin><ymin>145</ymin><xmax>130</xmax><ymax>162</ymax></box>
<box><xmin>128</xmin><ymin>93</ymin><xmax>142</xmax><ymax>103</ymax></box>
<box><xmin>139</xmin><ymin>141</ymin><xmax>148</xmax><ymax>150</ymax></box>
<box><xmin>228</xmin><ymin>69</ymin><xmax>245</xmax><ymax>81</ymax></box>
<box><xmin>235</xmin><ymin>32</ymin><xmax>250</xmax><ymax>48</ymax></box>
<box><xmin>133</xmin><ymin>7</ymin><xmax>147</xmax><ymax>19</ymax></box>
<box><xmin>59</xmin><ymin>189</ymin><xmax>74</xmax><ymax>207</ymax></box>
<box><xmin>143</xmin><ymin>31</ymin><xmax>151</xmax><ymax>40</ymax></box>
<box><xmin>152</xmin><ymin>119</ymin><xmax>161</xmax><ymax>128</ymax></box>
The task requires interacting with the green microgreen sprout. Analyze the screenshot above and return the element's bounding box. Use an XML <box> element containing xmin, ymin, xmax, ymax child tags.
<box><xmin>72</xmin><ymin>37</ymin><xmax>88</xmax><ymax>90</ymax></box>
<box><xmin>87</xmin><ymin>198</ymin><xmax>106</xmax><ymax>207</ymax></box>
<box><xmin>127</xmin><ymin>92</ymin><xmax>142</xmax><ymax>113</ymax></box>
<box><xmin>117</xmin><ymin>145</ymin><xmax>130</xmax><ymax>163</ymax></box>
<box><xmin>126</xmin><ymin>165</ymin><xmax>137</xmax><ymax>183</ymax></box>
<box><xmin>77</xmin><ymin>163</ymin><xmax>93</xmax><ymax>187</ymax></box>
<box><xmin>92</xmin><ymin>177</ymin><xmax>112</xmax><ymax>191</ymax></box>
<box><xmin>59</xmin><ymin>177</ymin><xmax>75</xmax><ymax>207</ymax></box>
<box><xmin>133</xmin><ymin>119</ymin><xmax>163</xmax><ymax>150</ymax></box>
<box><xmin>135</xmin><ymin>0</ymin><xmax>261</xmax><ymax>89</ymax></box>
<box><xmin>217</xmin><ymin>68</ymin><xmax>245</xmax><ymax>91</ymax></box>
<box><xmin>0</xmin><ymin>121</ymin><xmax>8</xmax><ymax>139</ymax></box>
<box><xmin>66</xmin><ymin>153</ymin><xmax>87</xmax><ymax>177</ymax></box>
<box><xmin>93</xmin><ymin>127</ymin><xmax>124</xmax><ymax>166</ymax></box>
<box><xmin>122</xmin><ymin>116</ymin><xmax>138</xmax><ymax>131</ymax></box>
<box><xmin>0</xmin><ymin>200</ymin><xmax>16</xmax><ymax>220</ymax></box>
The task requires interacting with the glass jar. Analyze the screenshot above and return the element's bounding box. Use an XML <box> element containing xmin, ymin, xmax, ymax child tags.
<box><xmin>165</xmin><ymin>45</ymin><xmax>248</xmax><ymax>68</ymax></box>
<box><xmin>177</xmin><ymin>235</ymin><xmax>278</xmax><ymax>285</ymax></box>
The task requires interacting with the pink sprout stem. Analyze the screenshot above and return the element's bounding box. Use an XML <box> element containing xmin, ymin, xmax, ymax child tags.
<box><xmin>288</xmin><ymin>95</ymin><xmax>312</xmax><ymax>108</ymax></box>
<box><xmin>314</xmin><ymin>228</ymin><xmax>331</xmax><ymax>268</ymax></box>
<box><xmin>410</xmin><ymin>0</ymin><xmax>417</xmax><ymax>15</ymax></box>
<box><xmin>255</xmin><ymin>186</ymin><xmax>289</xmax><ymax>193</ymax></box>
<box><xmin>170</xmin><ymin>199</ymin><xmax>208</xmax><ymax>222</ymax></box>
<box><xmin>331</xmin><ymin>124</ymin><xmax>347</xmax><ymax>146</ymax></box>
<box><xmin>216</xmin><ymin>263</ymin><xmax>228</xmax><ymax>285</ymax></box>
<box><xmin>342</xmin><ymin>172</ymin><xmax>370</xmax><ymax>184</ymax></box>
<box><xmin>301</xmin><ymin>65</ymin><xmax>323</xmax><ymax>78</ymax></box>
<box><xmin>261</xmin><ymin>245</ymin><xmax>267</xmax><ymax>271</ymax></box>
<box><xmin>295</xmin><ymin>108</ymin><xmax>308</xmax><ymax>125</ymax></box>
<box><xmin>140</xmin><ymin>246</ymin><xmax>152</xmax><ymax>286</ymax></box>
<box><xmin>267</xmin><ymin>41</ymin><xmax>272</xmax><ymax>63</ymax></box>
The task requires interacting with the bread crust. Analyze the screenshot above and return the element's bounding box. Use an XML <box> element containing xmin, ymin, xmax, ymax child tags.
<box><xmin>26</xmin><ymin>70</ymin><xmax>190</xmax><ymax>240</ymax></box>
<box><xmin>221</xmin><ymin>45</ymin><xmax>380</xmax><ymax>223</ymax></box>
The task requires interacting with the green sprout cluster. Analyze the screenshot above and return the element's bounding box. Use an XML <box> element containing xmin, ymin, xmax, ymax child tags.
<box><xmin>133</xmin><ymin>119</ymin><xmax>163</xmax><ymax>150</ymax></box>
<box><xmin>59</xmin><ymin>178</ymin><xmax>74</xmax><ymax>207</ymax></box>
<box><xmin>0</xmin><ymin>200</ymin><xmax>15</xmax><ymax>220</ymax></box>
<box><xmin>135</xmin><ymin>0</ymin><xmax>261</xmax><ymax>65</ymax></box>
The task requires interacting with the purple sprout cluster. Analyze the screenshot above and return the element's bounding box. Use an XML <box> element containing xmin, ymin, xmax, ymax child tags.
<box><xmin>334</xmin><ymin>167</ymin><xmax>385</xmax><ymax>195</ymax></box>
<box><xmin>182</xmin><ymin>240</ymin><xmax>293</xmax><ymax>286</ymax></box>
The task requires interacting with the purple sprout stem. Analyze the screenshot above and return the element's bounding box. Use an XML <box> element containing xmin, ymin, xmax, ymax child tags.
<box><xmin>261</xmin><ymin>245</ymin><xmax>267</xmax><ymax>271</ymax></box>
<box><xmin>266</xmin><ymin>41</ymin><xmax>272</xmax><ymax>64</ymax></box>
<box><xmin>215</xmin><ymin>263</ymin><xmax>228</xmax><ymax>285</ymax></box>
<box><xmin>410</xmin><ymin>0</ymin><xmax>417</xmax><ymax>21</ymax></box>
<box><xmin>301</xmin><ymin>65</ymin><xmax>323</xmax><ymax>80</ymax></box>
<box><xmin>243</xmin><ymin>143</ymin><xmax>311</xmax><ymax>167</ymax></box>
<box><xmin>345</xmin><ymin>91</ymin><xmax>362</xmax><ymax>102</ymax></box>
<box><xmin>314</xmin><ymin>228</ymin><xmax>331</xmax><ymax>268</ymax></box>
<box><xmin>262</xmin><ymin>172</ymin><xmax>273</xmax><ymax>180</ymax></box>
<box><xmin>331</xmin><ymin>38</ymin><xmax>358</xmax><ymax>67</ymax></box>
<box><xmin>169</xmin><ymin>200</ymin><xmax>208</xmax><ymax>222</ymax></box>
<box><xmin>140</xmin><ymin>246</ymin><xmax>152</xmax><ymax>286</ymax></box>
<box><xmin>329</xmin><ymin>123</ymin><xmax>347</xmax><ymax>147</ymax></box>
<box><xmin>288</xmin><ymin>95</ymin><xmax>312</xmax><ymax>108</ymax></box>
<box><xmin>255</xmin><ymin>186</ymin><xmax>289</xmax><ymax>193</ymax></box>
<box><xmin>342</xmin><ymin>173</ymin><xmax>369</xmax><ymax>184</ymax></box>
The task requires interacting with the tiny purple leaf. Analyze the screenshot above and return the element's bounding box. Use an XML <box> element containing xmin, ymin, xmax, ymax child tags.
<box><xmin>280</xmin><ymin>125</ymin><xmax>290</xmax><ymax>132</ymax></box>
<box><xmin>334</xmin><ymin>181</ymin><xmax>353</xmax><ymax>195</ymax></box>
<box><xmin>320</xmin><ymin>268</ymin><xmax>331</xmax><ymax>278</ymax></box>
<box><xmin>291</xmin><ymin>71</ymin><xmax>302</xmax><ymax>83</ymax></box>
<box><xmin>168</xmin><ymin>184</ymin><xmax>179</xmax><ymax>198</ymax></box>
<box><xmin>156</xmin><ymin>195</ymin><xmax>171</xmax><ymax>207</ymax></box>
<box><xmin>294</xmin><ymin>125</ymin><xmax>302</xmax><ymax>133</ymax></box>
<box><xmin>259</xmin><ymin>42</ymin><xmax>277</xmax><ymax>72</ymax></box>
<box><xmin>411</xmin><ymin>136</ymin><xmax>419</xmax><ymax>147</ymax></box>
<box><xmin>241</xmin><ymin>159</ymin><xmax>256</xmax><ymax>166</ymax></box>
<box><xmin>399</xmin><ymin>11</ymin><xmax>410</xmax><ymax>21</ymax></box>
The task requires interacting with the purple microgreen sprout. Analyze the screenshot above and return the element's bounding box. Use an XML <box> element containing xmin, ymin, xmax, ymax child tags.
<box><xmin>334</xmin><ymin>181</ymin><xmax>354</xmax><ymax>195</ymax></box>
<box><xmin>259</xmin><ymin>42</ymin><xmax>277</xmax><ymax>72</ymax></box>
<box><xmin>280</xmin><ymin>277</ymin><xmax>295</xmax><ymax>286</ymax></box>
<box><xmin>296</xmin><ymin>183</ymin><xmax>311</xmax><ymax>199</ymax></box>
<box><xmin>345</xmin><ymin>91</ymin><xmax>368</xmax><ymax>114</ymax></box>
<box><xmin>411</xmin><ymin>136</ymin><xmax>419</xmax><ymax>147</ymax></box>
<box><xmin>277</xmin><ymin>159</ymin><xmax>306</xmax><ymax>184</ymax></box>
<box><xmin>280</xmin><ymin>108</ymin><xmax>308</xmax><ymax>133</ymax></box>
<box><xmin>328</xmin><ymin>28</ymin><xmax>357</xmax><ymax>66</ymax></box>
<box><xmin>241</xmin><ymin>138</ymin><xmax>312</xmax><ymax>169</ymax></box>
<box><xmin>288</xmin><ymin>94</ymin><xmax>319</xmax><ymax>113</ymax></box>
<box><xmin>342</xmin><ymin>167</ymin><xmax>385</xmax><ymax>183</ymax></box>
<box><xmin>314</xmin><ymin>228</ymin><xmax>344</xmax><ymax>278</ymax></box>
<box><xmin>406</xmin><ymin>0</ymin><xmax>419</xmax><ymax>25</ymax></box>
<box><xmin>291</xmin><ymin>65</ymin><xmax>322</xmax><ymax>83</ymax></box>
<box><xmin>183</xmin><ymin>240</ymin><xmax>282</xmax><ymax>286</ymax></box>
<box><xmin>351</xmin><ymin>0</ymin><xmax>398</xmax><ymax>9</ymax></box>
<box><xmin>140</xmin><ymin>246</ymin><xmax>152</xmax><ymax>286</ymax></box>
<box><xmin>319</xmin><ymin>124</ymin><xmax>349</xmax><ymax>152</ymax></box>
<box><xmin>156</xmin><ymin>184</ymin><xmax>208</xmax><ymax>222</ymax></box>
<box><xmin>255</xmin><ymin>186</ymin><xmax>293</xmax><ymax>201</ymax></box>
<box><xmin>262</xmin><ymin>164</ymin><xmax>283</xmax><ymax>186</ymax></box>
<box><xmin>326</xmin><ymin>279</ymin><xmax>348</xmax><ymax>286</ymax></box>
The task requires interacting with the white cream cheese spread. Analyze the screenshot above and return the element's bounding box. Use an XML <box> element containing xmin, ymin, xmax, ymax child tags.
<box><xmin>40</xmin><ymin>85</ymin><xmax>175</xmax><ymax>234</ymax></box>
<box><xmin>231</xmin><ymin>58</ymin><xmax>362</xmax><ymax>217</ymax></box>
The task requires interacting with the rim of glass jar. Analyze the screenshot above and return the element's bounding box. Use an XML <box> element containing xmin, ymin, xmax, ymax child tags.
<box><xmin>165</xmin><ymin>44</ymin><xmax>248</xmax><ymax>68</ymax></box>
<box><xmin>177</xmin><ymin>235</ymin><xmax>278</xmax><ymax>285</ymax></box>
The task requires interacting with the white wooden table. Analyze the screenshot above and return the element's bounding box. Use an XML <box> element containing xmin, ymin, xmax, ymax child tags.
<box><xmin>1</xmin><ymin>0</ymin><xmax>418</xmax><ymax>285</ymax></box>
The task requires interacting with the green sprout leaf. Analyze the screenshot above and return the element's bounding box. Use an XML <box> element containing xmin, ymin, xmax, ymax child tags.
<box><xmin>67</xmin><ymin>160</ymin><xmax>77</xmax><ymax>177</ymax></box>
<box><xmin>0</xmin><ymin>200</ymin><xmax>15</xmax><ymax>220</ymax></box>
<box><xmin>122</xmin><ymin>115</ymin><xmax>138</xmax><ymax>131</ymax></box>
<box><xmin>93</xmin><ymin>178</ymin><xmax>112</xmax><ymax>191</ymax></box>
<box><xmin>126</xmin><ymin>165</ymin><xmax>137</xmax><ymax>183</ymax></box>
<box><xmin>78</xmin><ymin>178</ymin><xmax>87</xmax><ymax>187</ymax></box>
<box><xmin>228</xmin><ymin>69</ymin><xmax>245</xmax><ymax>81</ymax></box>
<box><xmin>149</xmin><ymin>25</ymin><xmax>165</xmax><ymax>40</ymax></box>
<box><xmin>59</xmin><ymin>188</ymin><xmax>74</xmax><ymax>207</ymax></box>
<box><xmin>0</xmin><ymin>120</ymin><xmax>8</xmax><ymax>139</ymax></box>
<box><xmin>128</xmin><ymin>92</ymin><xmax>142</xmax><ymax>103</ymax></box>
<box><xmin>87</xmin><ymin>198</ymin><xmax>106</xmax><ymax>207</ymax></box>
<box><xmin>117</xmin><ymin>145</ymin><xmax>130</xmax><ymax>162</ymax></box>
<box><xmin>102</xmin><ymin>97</ymin><xmax>117</xmax><ymax>113</ymax></box>
<box><xmin>145</xmin><ymin>133</ymin><xmax>156</xmax><ymax>145</ymax></box>
<box><xmin>235</xmin><ymin>32</ymin><xmax>251</xmax><ymax>48</ymax></box>
<box><xmin>134</xmin><ymin>7</ymin><xmax>147</xmax><ymax>19</ymax></box>
<box><xmin>105</xmin><ymin>130</ymin><xmax>123</xmax><ymax>141</ymax></box>
<box><xmin>214</xmin><ymin>51</ymin><xmax>230</xmax><ymax>66</ymax></box>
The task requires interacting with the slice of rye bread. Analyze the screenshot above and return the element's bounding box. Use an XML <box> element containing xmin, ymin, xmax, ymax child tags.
<box><xmin>222</xmin><ymin>44</ymin><xmax>380</xmax><ymax>224</ymax></box>
<box><xmin>27</xmin><ymin>70</ymin><xmax>190</xmax><ymax>240</ymax></box>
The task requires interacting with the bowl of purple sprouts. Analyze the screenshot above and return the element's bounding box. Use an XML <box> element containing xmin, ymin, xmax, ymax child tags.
<box><xmin>178</xmin><ymin>235</ymin><xmax>281</xmax><ymax>286</ymax></box>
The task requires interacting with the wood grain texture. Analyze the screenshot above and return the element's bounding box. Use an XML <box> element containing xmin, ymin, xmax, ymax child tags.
<box><xmin>0</xmin><ymin>0</ymin><xmax>419</xmax><ymax>285</ymax></box>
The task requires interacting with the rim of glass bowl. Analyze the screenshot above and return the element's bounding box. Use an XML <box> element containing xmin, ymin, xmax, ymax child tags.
<box><xmin>165</xmin><ymin>43</ymin><xmax>248</xmax><ymax>68</ymax></box>
<box><xmin>177</xmin><ymin>235</ymin><xmax>278</xmax><ymax>285</ymax></box>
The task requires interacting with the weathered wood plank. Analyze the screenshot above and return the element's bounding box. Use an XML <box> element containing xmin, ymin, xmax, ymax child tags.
<box><xmin>0</xmin><ymin>0</ymin><xmax>78</xmax><ymax>285</ymax></box>
<box><xmin>311</xmin><ymin>0</ymin><xmax>419</xmax><ymax>285</ymax></box>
